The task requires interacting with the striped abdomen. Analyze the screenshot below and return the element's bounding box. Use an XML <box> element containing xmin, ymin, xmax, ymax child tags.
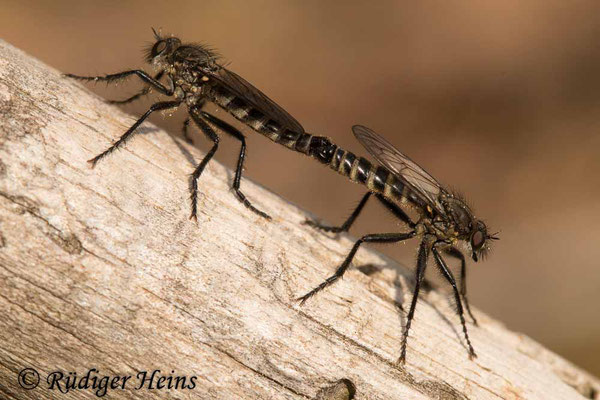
<box><xmin>210</xmin><ymin>85</ymin><xmax>303</xmax><ymax>149</ymax></box>
<box><xmin>328</xmin><ymin>147</ymin><xmax>425</xmax><ymax>208</ymax></box>
<box><xmin>209</xmin><ymin>84</ymin><xmax>423</xmax><ymax>208</ymax></box>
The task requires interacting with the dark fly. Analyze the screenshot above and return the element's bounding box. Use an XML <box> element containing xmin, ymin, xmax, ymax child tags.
<box><xmin>65</xmin><ymin>29</ymin><xmax>331</xmax><ymax>221</ymax></box>
<box><xmin>299</xmin><ymin>125</ymin><xmax>498</xmax><ymax>363</ymax></box>
<box><xmin>65</xmin><ymin>30</ymin><xmax>498</xmax><ymax>363</ymax></box>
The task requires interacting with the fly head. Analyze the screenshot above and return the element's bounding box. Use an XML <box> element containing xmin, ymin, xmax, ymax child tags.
<box><xmin>145</xmin><ymin>30</ymin><xmax>182</xmax><ymax>67</ymax></box>
<box><xmin>469</xmin><ymin>219</ymin><xmax>500</xmax><ymax>262</ymax></box>
<box><xmin>443</xmin><ymin>195</ymin><xmax>498</xmax><ymax>262</ymax></box>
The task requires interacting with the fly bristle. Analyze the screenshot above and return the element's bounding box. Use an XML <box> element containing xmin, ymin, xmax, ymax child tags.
<box><xmin>187</xmin><ymin>42</ymin><xmax>221</xmax><ymax>61</ymax></box>
<box><xmin>447</xmin><ymin>187</ymin><xmax>471</xmax><ymax>209</ymax></box>
<box><xmin>477</xmin><ymin>244</ymin><xmax>492</xmax><ymax>261</ymax></box>
<box><xmin>143</xmin><ymin>42</ymin><xmax>155</xmax><ymax>63</ymax></box>
<box><xmin>151</xmin><ymin>27</ymin><xmax>162</xmax><ymax>40</ymax></box>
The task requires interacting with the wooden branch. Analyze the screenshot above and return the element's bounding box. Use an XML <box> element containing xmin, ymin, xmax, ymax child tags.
<box><xmin>0</xmin><ymin>39</ymin><xmax>598</xmax><ymax>400</ymax></box>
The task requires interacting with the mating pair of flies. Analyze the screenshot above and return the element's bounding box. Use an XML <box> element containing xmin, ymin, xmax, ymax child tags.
<box><xmin>66</xmin><ymin>30</ymin><xmax>498</xmax><ymax>364</ymax></box>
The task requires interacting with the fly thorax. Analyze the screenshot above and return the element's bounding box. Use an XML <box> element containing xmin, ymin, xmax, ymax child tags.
<box><xmin>444</xmin><ymin>199</ymin><xmax>474</xmax><ymax>236</ymax></box>
<box><xmin>414</xmin><ymin>223</ymin><xmax>427</xmax><ymax>236</ymax></box>
<box><xmin>429</xmin><ymin>219</ymin><xmax>454</xmax><ymax>239</ymax></box>
<box><xmin>152</xmin><ymin>58</ymin><xmax>169</xmax><ymax>70</ymax></box>
<box><xmin>182</xmin><ymin>70</ymin><xmax>198</xmax><ymax>84</ymax></box>
<box><xmin>185</xmin><ymin>95</ymin><xmax>198</xmax><ymax>107</ymax></box>
<box><xmin>432</xmin><ymin>219</ymin><xmax>447</xmax><ymax>232</ymax></box>
<box><xmin>419</xmin><ymin>218</ymin><xmax>441</xmax><ymax>236</ymax></box>
<box><xmin>174</xmin><ymin>86</ymin><xmax>186</xmax><ymax>101</ymax></box>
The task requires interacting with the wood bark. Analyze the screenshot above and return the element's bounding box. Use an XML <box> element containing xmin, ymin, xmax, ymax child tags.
<box><xmin>0</xmin><ymin>40</ymin><xmax>598</xmax><ymax>400</ymax></box>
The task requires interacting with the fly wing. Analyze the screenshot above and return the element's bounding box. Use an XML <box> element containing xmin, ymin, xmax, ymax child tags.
<box><xmin>205</xmin><ymin>67</ymin><xmax>305</xmax><ymax>134</ymax></box>
<box><xmin>352</xmin><ymin>125</ymin><xmax>445</xmax><ymax>213</ymax></box>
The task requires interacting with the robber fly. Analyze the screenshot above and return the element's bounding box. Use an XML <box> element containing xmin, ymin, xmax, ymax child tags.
<box><xmin>298</xmin><ymin>125</ymin><xmax>498</xmax><ymax>363</ymax></box>
<box><xmin>65</xmin><ymin>29</ymin><xmax>332</xmax><ymax>221</ymax></box>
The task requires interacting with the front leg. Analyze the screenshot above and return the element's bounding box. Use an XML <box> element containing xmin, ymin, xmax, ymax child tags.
<box><xmin>432</xmin><ymin>244</ymin><xmax>477</xmax><ymax>359</ymax></box>
<box><xmin>89</xmin><ymin>100</ymin><xmax>181</xmax><ymax>166</ymax></box>
<box><xmin>444</xmin><ymin>246</ymin><xmax>478</xmax><ymax>325</ymax></box>
<box><xmin>65</xmin><ymin>69</ymin><xmax>174</xmax><ymax>96</ymax></box>
<box><xmin>107</xmin><ymin>71</ymin><xmax>165</xmax><ymax>105</ymax></box>
<box><xmin>398</xmin><ymin>236</ymin><xmax>431</xmax><ymax>364</ymax></box>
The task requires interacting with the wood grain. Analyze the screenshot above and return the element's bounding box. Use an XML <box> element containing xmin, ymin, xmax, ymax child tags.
<box><xmin>0</xmin><ymin>40</ymin><xmax>598</xmax><ymax>400</ymax></box>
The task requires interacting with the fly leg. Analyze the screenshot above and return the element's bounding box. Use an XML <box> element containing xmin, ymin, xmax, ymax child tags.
<box><xmin>432</xmin><ymin>244</ymin><xmax>477</xmax><ymax>359</ymax></box>
<box><xmin>305</xmin><ymin>192</ymin><xmax>372</xmax><ymax>233</ymax></box>
<box><xmin>399</xmin><ymin>237</ymin><xmax>431</xmax><ymax>364</ymax></box>
<box><xmin>444</xmin><ymin>247</ymin><xmax>478</xmax><ymax>325</ymax></box>
<box><xmin>106</xmin><ymin>71</ymin><xmax>165</xmax><ymax>105</ymax></box>
<box><xmin>88</xmin><ymin>100</ymin><xmax>181</xmax><ymax>166</ymax></box>
<box><xmin>65</xmin><ymin>69</ymin><xmax>174</xmax><ymax>96</ymax></box>
<box><xmin>377</xmin><ymin>194</ymin><xmax>416</xmax><ymax>228</ymax></box>
<box><xmin>182</xmin><ymin>118</ymin><xmax>193</xmax><ymax>144</ymax></box>
<box><xmin>199</xmin><ymin>111</ymin><xmax>271</xmax><ymax>220</ymax></box>
<box><xmin>188</xmin><ymin>108</ymin><xmax>220</xmax><ymax>221</ymax></box>
<box><xmin>305</xmin><ymin>193</ymin><xmax>415</xmax><ymax>233</ymax></box>
<box><xmin>298</xmin><ymin>231</ymin><xmax>416</xmax><ymax>304</ymax></box>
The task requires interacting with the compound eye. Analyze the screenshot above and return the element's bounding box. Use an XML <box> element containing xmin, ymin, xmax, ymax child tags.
<box><xmin>471</xmin><ymin>229</ymin><xmax>485</xmax><ymax>250</ymax></box>
<box><xmin>152</xmin><ymin>41</ymin><xmax>167</xmax><ymax>57</ymax></box>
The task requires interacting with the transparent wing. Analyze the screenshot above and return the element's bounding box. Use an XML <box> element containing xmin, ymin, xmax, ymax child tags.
<box><xmin>352</xmin><ymin>125</ymin><xmax>445</xmax><ymax>213</ymax></box>
<box><xmin>205</xmin><ymin>67</ymin><xmax>305</xmax><ymax>134</ymax></box>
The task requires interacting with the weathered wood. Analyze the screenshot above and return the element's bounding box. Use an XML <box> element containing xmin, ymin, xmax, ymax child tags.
<box><xmin>0</xmin><ymin>39</ymin><xmax>598</xmax><ymax>400</ymax></box>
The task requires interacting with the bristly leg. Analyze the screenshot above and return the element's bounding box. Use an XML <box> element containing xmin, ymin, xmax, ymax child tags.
<box><xmin>432</xmin><ymin>244</ymin><xmax>477</xmax><ymax>359</ymax></box>
<box><xmin>182</xmin><ymin>118</ymin><xmax>193</xmax><ymax>144</ymax></box>
<box><xmin>305</xmin><ymin>192</ymin><xmax>415</xmax><ymax>233</ymax></box>
<box><xmin>398</xmin><ymin>237</ymin><xmax>431</xmax><ymax>364</ymax></box>
<box><xmin>376</xmin><ymin>194</ymin><xmax>416</xmax><ymax>229</ymax></box>
<box><xmin>188</xmin><ymin>109</ymin><xmax>220</xmax><ymax>221</ymax></box>
<box><xmin>200</xmin><ymin>111</ymin><xmax>271</xmax><ymax>220</ymax></box>
<box><xmin>297</xmin><ymin>231</ymin><xmax>416</xmax><ymax>304</ymax></box>
<box><xmin>444</xmin><ymin>246</ymin><xmax>478</xmax><ymax>325</ymax></box>
<box><xmin>88</xmin><ymin>100</ymin><xmax>181</xmax><ymax>167</ymax></box>
<box><xmin>305</xmin><ymin>192</ymin><xmax>372</xmax><ymax>233</ymax></box>
<box><xmin>106</xmin><ymin>71</ymin><xmax>165</xmax><ymax>105</ymax></box>
<box><xmin>65</xmin><ymin>69</ymin><xmax>174</xmax><ymax>96</ymax></box>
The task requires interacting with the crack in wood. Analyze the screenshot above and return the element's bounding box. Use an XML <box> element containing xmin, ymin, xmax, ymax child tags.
<box><xmin>1</xmin><ymin>38</ymin><xmax>599</xmax><ymax>400</ymax></box>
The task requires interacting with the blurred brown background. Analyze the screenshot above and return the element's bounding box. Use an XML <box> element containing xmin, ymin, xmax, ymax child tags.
<box><xmin>1</xmin><ymin>1</ymin><xmax>599</xmax><ymax>375</ymax></box>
